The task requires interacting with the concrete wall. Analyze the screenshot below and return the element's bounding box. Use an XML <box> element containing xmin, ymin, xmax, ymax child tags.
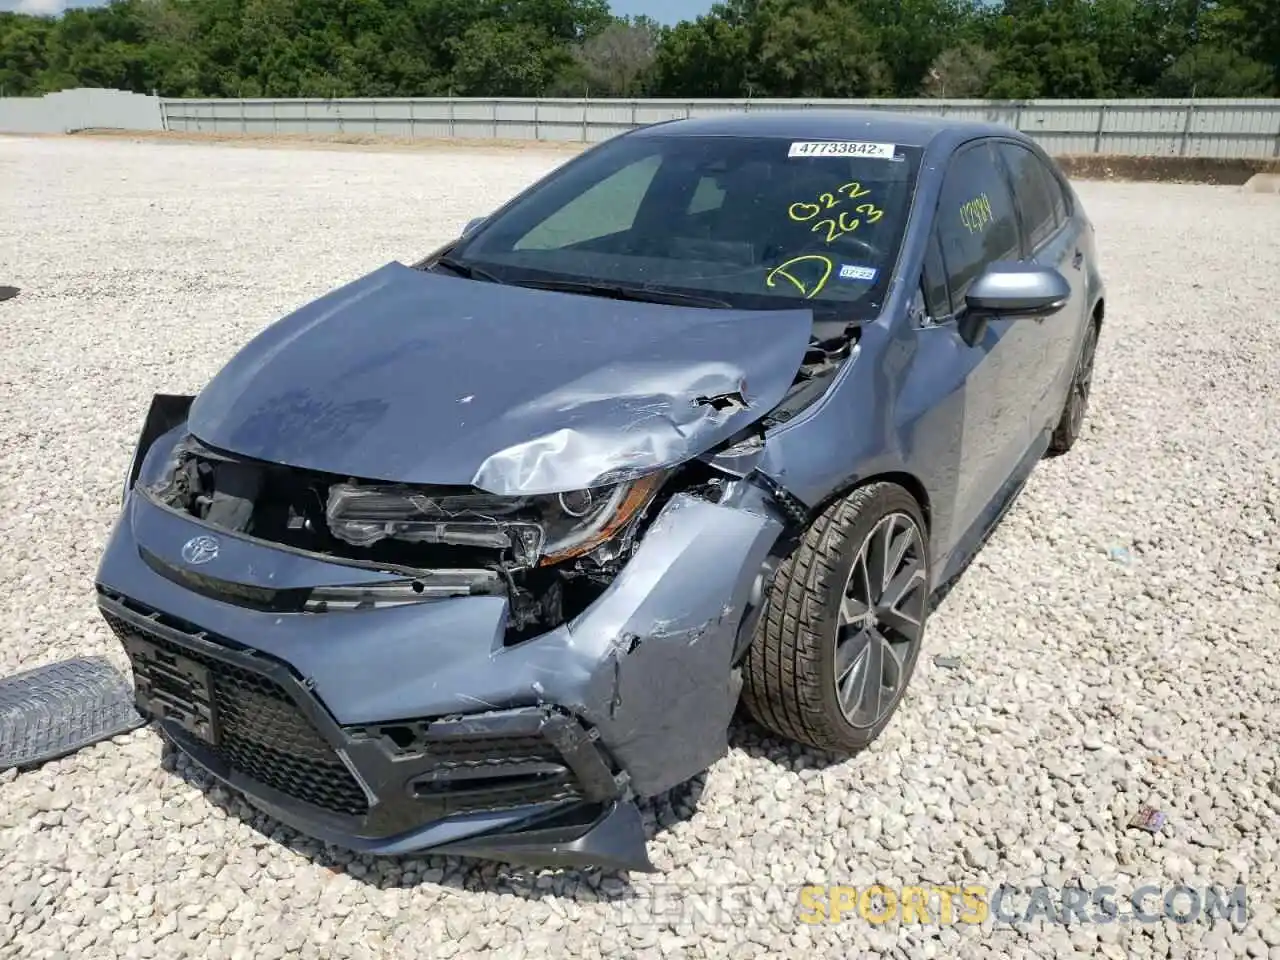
<box><xmin>0</xmin><ymin>88</ymin><xmax>164</xmax><ymax>135</ymax></box>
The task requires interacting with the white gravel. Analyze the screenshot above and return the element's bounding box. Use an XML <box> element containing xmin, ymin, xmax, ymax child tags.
<box><xmin>0</xmin><ymin>135</ymin><xmax>1277</xmax><ymax>960</ymax></box>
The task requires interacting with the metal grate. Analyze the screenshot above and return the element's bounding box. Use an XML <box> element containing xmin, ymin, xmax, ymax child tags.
<box><xmin>103</xmin><ymin>610</ymin><xmax>369</xmax><ymax>818</ymax></box>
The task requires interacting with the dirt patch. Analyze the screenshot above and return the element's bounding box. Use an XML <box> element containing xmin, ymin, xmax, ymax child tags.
<box><xmin>1058</xmin><ymin>154</ymin><xmax>1280</xmax><ymax>185</ymax></box>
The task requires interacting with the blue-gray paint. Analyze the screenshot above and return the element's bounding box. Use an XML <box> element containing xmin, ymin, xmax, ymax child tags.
<box><xmin>188</xmin><ymin>262</ymin><xmax>813</xmax><ymax>495</ymax></box>
<box><xmin>95</xmin><ymin>109</ymin><xmax>1106</xmax><ymax>867</ymax></box>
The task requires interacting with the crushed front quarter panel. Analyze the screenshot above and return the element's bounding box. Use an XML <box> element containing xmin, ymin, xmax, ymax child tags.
<box><xmin>99</xmin><ymin>488</ymin><xmax>785</xmax><ymax>799</ymax></box>
<box><xmin>185</xmin><ymin>262</ymin><xmax>814</xmax><ymax>494</ymax></box>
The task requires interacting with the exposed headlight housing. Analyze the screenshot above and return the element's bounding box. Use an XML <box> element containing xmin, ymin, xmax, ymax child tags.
<box><xmin>121</xmin><ymin>394</ymin><xmax>196</xmax><ymax>505</ymax></box>
<box><xmin>325</xmin><ymin>472</ymin><xmax>666</xmax><ymax>567</ymax></box>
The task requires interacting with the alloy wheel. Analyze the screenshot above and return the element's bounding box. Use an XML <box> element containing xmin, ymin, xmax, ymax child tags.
<box><xmin>1068</xmin><ymin>324</ymin><xmax>1098</xmax><ymax>437</ymax></box>
<box><xmin>833</xmin><ymin>512</ymin><xmax>929</xmax><ymax>729</ymax></box>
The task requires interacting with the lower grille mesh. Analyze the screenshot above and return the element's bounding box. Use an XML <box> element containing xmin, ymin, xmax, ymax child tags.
<box><xmin>103</xmin><ymin>610</ymin><xmax>369</xmax><ymax>818</ymax></box>
<box><xmin>358</xmin><ymin>722</ymin><xmax>586</xmax><ymax>813</ymax></box>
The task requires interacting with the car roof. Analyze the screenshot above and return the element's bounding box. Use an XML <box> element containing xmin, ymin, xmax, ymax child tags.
<box><xmin>630</xmin><ymin>109</ymin><xmax>1018</xmax><ymax>151</ymax></box>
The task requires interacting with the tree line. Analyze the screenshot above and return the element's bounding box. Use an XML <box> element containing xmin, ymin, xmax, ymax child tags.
<box><xmin>1</xmin><ymin>0</ymin><xmax>1276</xmax><ymax>101</ymax></box>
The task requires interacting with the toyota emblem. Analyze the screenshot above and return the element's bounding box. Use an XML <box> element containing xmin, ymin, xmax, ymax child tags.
<box><xmin>181</xmin><ymin>535</ymin><xmax>220</xmax><ymax>566</ymax></box>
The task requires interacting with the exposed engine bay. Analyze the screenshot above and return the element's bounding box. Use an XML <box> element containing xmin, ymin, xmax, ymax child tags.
<box><xmin>138</xmin><ymin>309</ymin><xmax>859</xmax><ymax>642</ymax></box>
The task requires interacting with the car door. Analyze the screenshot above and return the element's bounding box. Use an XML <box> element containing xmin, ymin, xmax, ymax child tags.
<box><xmin>995</xmin><ymin>140</ymin><xmax>1088</xmax><ymax>436</ymax></box>
<box><xmin>925</xmin><ymin>139</ymin><xmax>1044</xmax><ymax>552</ymax></box>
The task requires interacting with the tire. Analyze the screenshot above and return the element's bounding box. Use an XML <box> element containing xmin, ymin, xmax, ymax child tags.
<box><xmin>1048</xmin><ymin>316</ymin><xmax>1100</xmax><ymax>455</ymax></box>
<box><xmin>741</xmin><ymin>482</ymin><xmax>931</xmax><ymax>754</ymax></box>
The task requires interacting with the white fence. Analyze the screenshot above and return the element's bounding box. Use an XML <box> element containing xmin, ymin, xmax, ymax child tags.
<box><xmin>158</xmin><ymin>97</ymin><xmax>1280</xmax><ymax>158</ymax></box>
<box><xmin>3</xmin><ymin>90</ymin><xmax>1280</xmax><ymax>159</ymax></box>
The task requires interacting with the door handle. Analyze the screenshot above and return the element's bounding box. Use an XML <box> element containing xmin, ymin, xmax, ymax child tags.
<box><xmin>1071</xmin><ymin>249</ymin><xmax>1084</xmax><ymax>270</ymax></box>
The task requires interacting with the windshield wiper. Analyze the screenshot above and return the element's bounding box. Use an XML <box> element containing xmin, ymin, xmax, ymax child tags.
<box><xmin>508</xmin><ymin>278</ymin><xmax>730</xmax><ymax>309</ymax></box>
<box><xmin>432</xmin><ymin>256</ymin><xmax>505</xmax><ymax>284</ymax></box>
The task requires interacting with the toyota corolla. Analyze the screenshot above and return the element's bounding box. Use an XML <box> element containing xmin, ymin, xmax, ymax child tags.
<box><xmin>96</xmin><ymin>111</ymin><xmax>1104</xmax><ymax>872</ymax></box>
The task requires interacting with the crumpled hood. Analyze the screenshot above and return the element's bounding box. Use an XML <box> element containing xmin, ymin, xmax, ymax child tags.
<box><xmin>188</xmin><ymin>262</ymin><xmax>813</xmax><ymax>495</ymax></box>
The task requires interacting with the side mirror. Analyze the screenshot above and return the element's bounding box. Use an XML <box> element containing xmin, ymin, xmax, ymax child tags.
<box><xmin>965</xmin><ymin>262</ymin><xmax>1071</xmax><ymax>319</ymax></box>
<box><xmin>462</xmin><ymin>216</ymin><xmax>486</xmax><ymax>238</ymax></box>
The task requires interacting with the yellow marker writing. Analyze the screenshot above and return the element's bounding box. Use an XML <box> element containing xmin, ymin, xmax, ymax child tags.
<box><xmin>766</xmin><ymin>254</ymin><xmax>833</xmax><ymax>299</ymax></box>
<box><xmin>789</xmin><ymin>201</ymin><xmax>822</xmax><ymax>222</ymax></box>
<box><xmin>960</xmin><ymin>193</ymin><xmax>993</xmax><ymax>234</ymax></box>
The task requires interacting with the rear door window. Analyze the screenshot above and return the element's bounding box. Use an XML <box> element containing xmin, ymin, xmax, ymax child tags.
<box><xmin>1048</xmin><ymin>167</ymin><xmax>1070</xmax><ymax>225</ymax></box>
<box><xmin>936</xmin><ymin>141</ymin><xmax>1021</xmax><ymax>315</ymax></box>
<box><xmin>997</xmin><ymin>142</ymin><xmax>1060</xmax><ymax>251</ymax></box>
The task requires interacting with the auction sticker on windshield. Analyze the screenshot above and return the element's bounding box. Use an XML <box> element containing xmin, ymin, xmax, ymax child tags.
<box><xmin>788</xmin><ymin>141</ymin><xmax>896</xmax><ymax>159</ymax></box>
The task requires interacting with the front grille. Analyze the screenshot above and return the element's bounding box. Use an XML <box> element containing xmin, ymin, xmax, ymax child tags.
<box><xmin>103</xmin><ymin>609</ymin><xmax>369</xmax><ymax>818</ymax></box>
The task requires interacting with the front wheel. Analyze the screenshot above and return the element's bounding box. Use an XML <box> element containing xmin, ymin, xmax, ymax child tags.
<box><xmin>1049</xmin><ymin>318</ymin><xmax>1099</xmax><ymax>455</ymax></box>
<box><xmin>741</xmin><ymin>482</ymin><xmax>931</xmax><ymax>754</ymax></box>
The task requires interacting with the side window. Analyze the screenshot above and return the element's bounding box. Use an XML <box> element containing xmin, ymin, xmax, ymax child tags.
<box><xmin>515</xmin><ymin>153</ymin><xmax>662</xmax><ymax>250</ymax></box>
<box><xmin>921</xmin><ymin>229</ymin><xmax>950</xmax><ymax>320</ymax></box>
<box><xmin>998</xmin><ymin>142</ymin><xmax>1058</xmax><ymax>250</ymax></box>
<box><xmin>936</xmin><ymin>141</ymin><xmax>1021</xmax><ymax>314</ymax></box>
<box><xmin>1047</xmin><ymin>168</ymin><xmax>1070</xmax><ymax>226</ymax></box>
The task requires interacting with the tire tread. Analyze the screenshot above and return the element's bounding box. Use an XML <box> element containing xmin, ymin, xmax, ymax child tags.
<box><xmin>742</xmin><ymin>482</ymin><xmax>911</xmax><ymax>753</ymax></box>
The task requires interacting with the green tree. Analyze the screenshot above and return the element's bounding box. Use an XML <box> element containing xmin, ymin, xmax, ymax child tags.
<box><xmin>652</xmin><ymin>7</ymin><xmax>751</xmax><ymax>97</ymax></box>
<box><xmin>1202</xmin><ymin>0</ymin><xmax>1280</xmax><ymax>93</ymax></box>
<box><xmin>923</xmin><ymin>42</ymin><xmax>998</xmax><ymax>97</ymax></box>
<box><xmin>574</xmin><ymin>16</ymin><xmax>661</xmax><ymax>96</ymax></box>
<box><xmin>1158</xmin><ymin>45</ymin><xmax>1274</xmax><ymax>96</ymax></box>
<box><xmin>984</xmin><ymin>0</ymin><xmax>1110</xmax><ymax>98</ymax></box>
<box><xmin>0</xmin><ymin>13</ymin><xmax>53</xmax><ymax>96</ymax></box>
<box><xmin>0</xmin><ymin>0</ymin><xmax>1276</xmax><ymax>100</ymax></box>
<box><xmin>859</xmin><ymin>0</ymin><xmax>979</xmax><ymax>95</ymax></box>
<box><xmin>754</xmin><ymin>0</ymin><xmax>890</xmax><ymax>98</ymax></box>
<box><xmin>448</xmin><ymin>21</ymin><xmax>560</xmax><ymax>96</ymax></box>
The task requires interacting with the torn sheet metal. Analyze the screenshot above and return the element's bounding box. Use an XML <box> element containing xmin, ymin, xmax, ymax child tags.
<box><xmin>186</xmin><ymin>262</ymin><xmax>813</xmax><ymax>495</ymax></box>
<box><xmin>101</xmin><ymin>490</ymin><xmax>783</xmax><ymax>798</ymax></box>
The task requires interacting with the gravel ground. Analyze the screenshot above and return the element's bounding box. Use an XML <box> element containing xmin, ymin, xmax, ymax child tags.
<box><xmin>0</xmin><ymin>136</ymin><xmax>1277</xmax><ymax>960</ymax></box>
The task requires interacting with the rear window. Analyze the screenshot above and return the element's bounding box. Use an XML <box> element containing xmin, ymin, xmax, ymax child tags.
<box><xmin>453</xmin><ymin>133</ymin><xmax>924</xmax><ymax>318</ymax></box>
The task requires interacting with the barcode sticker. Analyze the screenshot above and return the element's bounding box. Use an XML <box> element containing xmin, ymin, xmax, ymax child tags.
<box><xmin>788</xmin><ymin>141</ymin><xmax>896</xmax><ymax>159</ymax></box>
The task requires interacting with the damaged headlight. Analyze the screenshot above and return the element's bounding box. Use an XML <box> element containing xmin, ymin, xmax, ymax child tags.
<box><xmin>325</xmin><ymin>473</ymin><xmax>666</xmax><ymax>567</ymax></box>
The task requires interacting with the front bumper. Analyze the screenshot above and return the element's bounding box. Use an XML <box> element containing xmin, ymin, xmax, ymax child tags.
<box><xmin>96</xmin><ymin>484</ymin><xmax>784</xmax><ymax>870</ymax></box>
<box><xmin>101</xmin><ymin>590</ymin><xmax>651</xmax><ymax>870</ymax></box>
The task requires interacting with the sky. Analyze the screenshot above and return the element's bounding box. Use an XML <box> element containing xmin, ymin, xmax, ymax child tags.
<box><xmin>0</xmin><ymin>0</ymin><xmax>94</xmax><ymax>11</ymax></box>
<box><xmin>3</xmin><ymin>0</ymin><xmax>715</xmax><ymax>22</ymax></box>
<box><xmin>612</xmin><ymin>0</ymin><xmax>713</xmax><ymax>23</ymax></box>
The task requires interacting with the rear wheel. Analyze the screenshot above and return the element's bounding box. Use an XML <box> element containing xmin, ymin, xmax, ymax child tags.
<box><xmin>1049</xmin><ymin>317</ymin><xmax>1099</xmax><ymax>455</ymax></box>
<box><xmin>742</xmin><ymin>482</ymin><xmax>930</xmax><ymax>753</ymax></box>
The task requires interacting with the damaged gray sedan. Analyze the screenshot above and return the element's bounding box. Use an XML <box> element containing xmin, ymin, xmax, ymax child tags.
<box><xmin>95</xmin><ymin>111</ymin><xmax>1104</xmax><ymax>872</ymax></box>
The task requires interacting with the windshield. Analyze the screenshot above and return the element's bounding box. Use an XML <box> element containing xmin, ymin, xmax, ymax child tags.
<box><xmin>446</xmin><ymin>133</ymin><xmax>923</xmax><ymax>318</ymax></box>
